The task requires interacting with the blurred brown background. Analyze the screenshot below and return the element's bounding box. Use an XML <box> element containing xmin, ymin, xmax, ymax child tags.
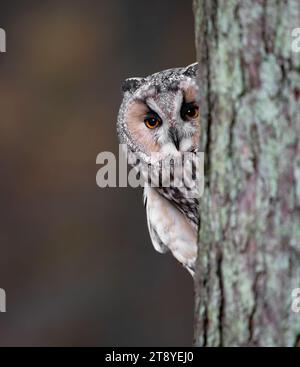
<box><xmin>0</xmin><ymin>0</ymin><xmax>196</xmax><ymax>346</ymax></box>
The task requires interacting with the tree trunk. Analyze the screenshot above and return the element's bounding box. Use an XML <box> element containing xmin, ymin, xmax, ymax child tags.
<box><xmin>193</xmin><ymin>0</ymin><xmax>300</xmax><ymax>347</ymax></box>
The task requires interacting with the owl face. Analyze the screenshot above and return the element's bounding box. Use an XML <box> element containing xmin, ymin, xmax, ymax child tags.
<box><xmin>117</xmin><ymin>63</ymin><xmax>200</xmax><ymax>162</ymax></box>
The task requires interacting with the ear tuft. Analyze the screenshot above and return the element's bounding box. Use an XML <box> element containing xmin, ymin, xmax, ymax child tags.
<box><xmin>183</xmin><ymin>62</ymin><xmax>198</xmax><ymax>78</ymax></box>
<box><xmin>121</xmin><ymin>77</ymin><xmax>144</xmax><ymax>93</ymax></box>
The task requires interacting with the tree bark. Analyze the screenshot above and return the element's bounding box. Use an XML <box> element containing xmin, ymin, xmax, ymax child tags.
<box><xmin>193</xmin><ymin>0</ymin><xmax>300</xmax><ymax>347</ymax></box>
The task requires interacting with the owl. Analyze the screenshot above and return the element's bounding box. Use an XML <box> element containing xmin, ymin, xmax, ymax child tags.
<box><xmin>117</xmin><ymin>63</ymin><xmax>200</xmax><ymax>275</ymax></box>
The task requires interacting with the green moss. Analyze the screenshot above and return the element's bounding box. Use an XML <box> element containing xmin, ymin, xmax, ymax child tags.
<box><xmin>194</xmin><ymin>0</ymin><xmax>300</xmax><ymax>347</ymax></box>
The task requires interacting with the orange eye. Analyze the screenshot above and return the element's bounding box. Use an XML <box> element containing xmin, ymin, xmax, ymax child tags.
<box><xmin>144</xmin><ymin>113</ymin><xmax>161</xmax><ymax>129</ymax></box>
<box><xmin>181</xmin><ymin>103</ymin><xmax>199</xmax><ymax>121</ymax></box>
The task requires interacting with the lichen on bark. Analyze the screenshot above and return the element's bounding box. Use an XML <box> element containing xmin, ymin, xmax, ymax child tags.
<box><xmin>193</xmin><ymin>0</ymin><xmax>300</xmax><ymax>347</ymax></box>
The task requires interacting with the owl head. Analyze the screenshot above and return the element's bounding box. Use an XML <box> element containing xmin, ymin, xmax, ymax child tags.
<box><xmin>117</xmin><ymin>63</ymin><xmax>200</xmax><ymax>164</ymax></box>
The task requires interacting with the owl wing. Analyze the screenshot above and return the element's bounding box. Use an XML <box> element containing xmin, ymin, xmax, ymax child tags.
<box><xmin>144</xmin><ymin>189</ymin><xmax>169</xmax><ymax>254</ymax></box>
<box><xmin>144</xmin><ymin>186</ymin><xmax>197</xmax><ymax>273</ymax></box>
<box><xmin>156</xmin><ymin>187</ymin><xmax>199</xmax><ymax>230</ymax></box>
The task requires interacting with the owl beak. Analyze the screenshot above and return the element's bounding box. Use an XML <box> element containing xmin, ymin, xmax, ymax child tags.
<box><xmin>168</xmin><ymin>127</ymin><xmax>180</xmax><ymax>151</ymax></box>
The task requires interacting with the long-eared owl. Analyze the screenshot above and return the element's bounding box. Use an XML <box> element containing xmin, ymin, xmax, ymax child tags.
<box><xmin>117</xmin><ymin>63</ymin><xmax>200</xmax><ymax>275</ymax></box>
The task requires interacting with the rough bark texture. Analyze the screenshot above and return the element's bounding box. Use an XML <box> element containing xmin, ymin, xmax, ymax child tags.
<box><xmin>193</xmin><ymin>0</ymin><xmax>300</xmax><ymax>347</ymax></box>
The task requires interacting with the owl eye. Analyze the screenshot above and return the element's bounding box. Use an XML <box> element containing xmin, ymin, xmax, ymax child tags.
<box><xmin>181</xmin><ymin>102</ymin><xmax>199</xmax><ymax>121</ymax></box>
<box><xmin>144</xmin><ymin>113</ymin><xmax>162</xmax><ymax>129</ymax></box>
